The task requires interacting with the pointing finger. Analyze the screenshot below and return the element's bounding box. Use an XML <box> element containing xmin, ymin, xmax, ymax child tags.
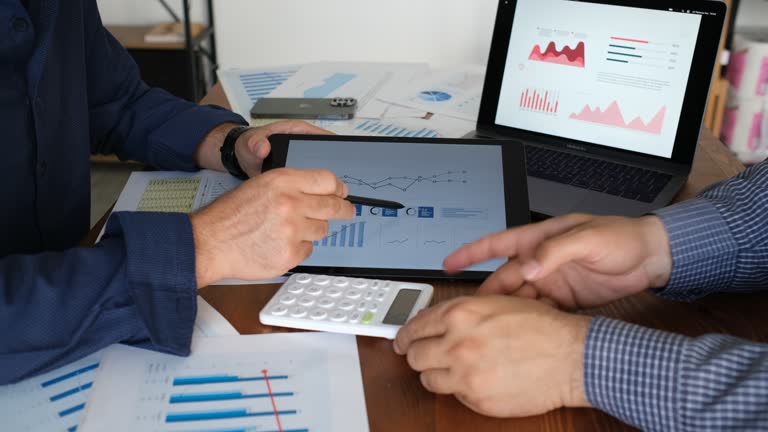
<box><xmin>525</xmin><ymin>229</ymin><xmax>596</xmax><ymax>281</ymax></box>
<box><xmin>444</xmin><ymin>214</ymin><xmax>593</xmax><ymax>273</ymax></box>
<box><xmin>475</xmin><ymin>260</ymin><xmax>525</xmax><ymax>296</ymax></box>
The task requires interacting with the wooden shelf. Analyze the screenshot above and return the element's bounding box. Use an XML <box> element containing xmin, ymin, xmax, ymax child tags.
<box><xmin>107</xmin><ymin>24</ymin><xmax>207</xmax><ymax>51</ymax></box>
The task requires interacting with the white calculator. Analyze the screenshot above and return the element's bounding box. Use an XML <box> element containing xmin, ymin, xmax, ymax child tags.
<box><xmin>259</xmin><ymin>274</ymin><xmax>434</xmax><ymax>339</ymax></box>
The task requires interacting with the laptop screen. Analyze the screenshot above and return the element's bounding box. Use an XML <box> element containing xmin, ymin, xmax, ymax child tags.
<box><xmin>494</xmin><ymin>0</ymin><xmax>703</xmax><ymax>159</ymax></box>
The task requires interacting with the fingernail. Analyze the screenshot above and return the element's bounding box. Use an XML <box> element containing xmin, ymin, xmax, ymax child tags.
<box><xmin>521</xmin><ymin>261</ymin><xmax>540</xmax><ymax>280</ymax></box>
<box><xmin>393</xmin><ymin>340</ymin><xmax>402</xmax><ymax>354</ymax></box>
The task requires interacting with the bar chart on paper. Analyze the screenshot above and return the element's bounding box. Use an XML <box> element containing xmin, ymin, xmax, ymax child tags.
<box><xmin>0</xmin><ymin>351</ymin><xmax>101</xmax><ymax>432</ymax></box>
<box><xmin>353</xmin><ymin>120</ymin><xmax>440</xmax><ymax>138</ymax></box>
<box><xmin>79</xmin><ymin>334</ymin><xmax>369</xmax><ymax>432</ymax></box>
<box><xmin>218</xmin><ymin>67</ymin><xmax>298</xmax><ymax>118</ymax></box>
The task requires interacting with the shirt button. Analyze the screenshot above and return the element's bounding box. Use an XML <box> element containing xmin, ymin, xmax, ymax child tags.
<box><xmin>13</xmin><ymin>17</ymin><xmax>29</xmax><ymax>32</ymax></box>
<box><xmin>38</xmin><ymin>160</ymin><xmax>47</xmax><ymax>176</ymax></box>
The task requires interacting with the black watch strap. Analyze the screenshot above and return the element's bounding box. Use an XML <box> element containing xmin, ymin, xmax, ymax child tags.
<box><xmin>220</xmin><ymin>126</ymin><xmax>251</xmax><ymax>180</ymax></box>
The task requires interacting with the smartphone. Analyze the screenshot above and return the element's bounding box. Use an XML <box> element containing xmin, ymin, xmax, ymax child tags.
<box><xmin>250</xmin><ymin>97</ymin><xmax>357</xmax><ymax>120</ymax></box>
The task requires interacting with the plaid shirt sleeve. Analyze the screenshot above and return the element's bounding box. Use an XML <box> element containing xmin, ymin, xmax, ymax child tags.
<box><xmin>653</xmin><ymin>160</ymin><xmax>768</xmax><ymax>301</ymax></box>
<box><xmin>585</xmin><ymin>317</ymin><xmax>768</xmax><ymax>431</ymax></box>
<box><xmin>583</xmin><ymin>160</ymin><xmax>768</xmax><ymax>430</ymax></box>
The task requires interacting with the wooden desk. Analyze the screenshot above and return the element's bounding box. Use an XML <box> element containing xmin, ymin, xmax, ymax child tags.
<box><xmin>95</xmin><ymin>84</ymin><xmax>764</xmax><ymax>431</ymax></box>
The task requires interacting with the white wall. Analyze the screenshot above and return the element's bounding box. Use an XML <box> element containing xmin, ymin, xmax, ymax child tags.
<box><xmin>96</xmin><ymin>0</ymin><xmax>205</xmax><ymax>25</ymax></box>
<box><xmin>214</xmin><ymin>0</ymin><xmax>499</xmax><ymax>68</ymax></box>
<box><xmin>95</xmin><ymin>0</ymin><xmax>768</xmax><ymax>68</ymax></box>
<box><xmin>735</xmin><ymin>0</ymin><xmax>768</xmax><ymax>30</ymax></box>
<box><xmin>96</xmin><ymin>0</ymin><xmax>498</xmax><ymax>68</ymax></box>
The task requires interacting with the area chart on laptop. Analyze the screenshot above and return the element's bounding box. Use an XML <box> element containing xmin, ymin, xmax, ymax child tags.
<box><xmin>495</xmin><ymin>0</ymin><xmax>702</xmax><ymax>158</ymax></box>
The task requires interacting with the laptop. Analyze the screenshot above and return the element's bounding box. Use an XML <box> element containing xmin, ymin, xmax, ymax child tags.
<box><xmin>469</xmin><ymin>0</ymin><xmax>727</xmax><ymax>217</ymax></box>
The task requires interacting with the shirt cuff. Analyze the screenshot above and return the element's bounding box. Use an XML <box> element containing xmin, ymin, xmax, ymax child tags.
<box><xmin>104</xmin><ymin>211</ymin><xmax>198</xmax><ymax>356</ymax></box>
<box><xmin>584</xmin><ymin>317</ymin><xmax>690</xmax><ymax>431</ymax></box>
<box><xmin>148</xmin><ymin>104</ymin><xmax>247</xmax><ymax>171</ymax></box>
<box><xmin>652</xmin><ymin>199</ymin><xmax>738</xmax><ymax>301</ymax></box>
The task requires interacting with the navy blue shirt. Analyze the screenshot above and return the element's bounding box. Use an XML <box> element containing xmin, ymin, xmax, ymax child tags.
<box><xmin>0</xmin><ymin>0</ymin><xmax>245</xmax><ymax>383</ymax></box>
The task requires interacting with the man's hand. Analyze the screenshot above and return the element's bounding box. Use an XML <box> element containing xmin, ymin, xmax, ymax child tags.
<box><xmin>394</xmin><ymin>296</ymin><xmax>592</xmax><ymax>418</ymax></box>
<box><xmin>190</xmin><ymin>168</ymin><xmax>354</xmax><ymax>286</ymax></box>
<box><xmin>444</xmin><ymin>214</ymin><xmax>673</xmax><ymax>309</ymax></box>
<box><xmin>195</xmin><ymin>120</ymin><xmax>332</xmax><ymax>177</ymax></box>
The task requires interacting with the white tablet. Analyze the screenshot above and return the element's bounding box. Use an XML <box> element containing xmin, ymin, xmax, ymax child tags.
<box><xmin>264</xmin><ymin>135</ymin><xmax>529</xmax><ymax>279</ymax></box>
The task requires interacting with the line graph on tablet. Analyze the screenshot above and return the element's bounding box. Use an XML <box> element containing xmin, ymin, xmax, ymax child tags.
<box><xmin>341</xmin><ymin>171</ymin><xmax>469</xmax><ymax>193</ymax></box>
<box><xmin>285</xmin><ymin>139</ymin><xmax>508</xmax><ymax>271</ymax></box>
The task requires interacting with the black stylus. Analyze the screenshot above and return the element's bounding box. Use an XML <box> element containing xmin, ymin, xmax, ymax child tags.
<box><xmin>346</xmin><ymin>195</ymin><xmax>405</xmax><ymax>210</ymax></box>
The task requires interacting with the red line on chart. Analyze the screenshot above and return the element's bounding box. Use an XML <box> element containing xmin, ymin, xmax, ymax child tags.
<box><xmin>610</xmin><ymin>36</ymin><xmax>648</xmax><ymax>44</ymax></box>
<box><xmin>262</xmin><ymin>369</ymin><xmax>284</xmax><ymax>432</ymax></box>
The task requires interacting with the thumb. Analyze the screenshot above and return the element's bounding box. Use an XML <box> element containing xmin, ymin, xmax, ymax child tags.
<box><xmin>521</xmin><ymin>230</ymin><xmax>593</xmax><ymax>282</ymax></box>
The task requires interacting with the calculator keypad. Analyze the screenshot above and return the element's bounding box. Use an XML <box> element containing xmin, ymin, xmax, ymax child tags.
<box><xmin>271</xmin><ymin>274</ymin><xmax>397</xmax><ymax>325</ymax></box>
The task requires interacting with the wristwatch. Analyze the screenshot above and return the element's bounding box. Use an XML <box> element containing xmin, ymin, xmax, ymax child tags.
<box><xmin>220</xmin><ymin>126</ymin><xmax>251</xmax><ymax>180</ymax></box>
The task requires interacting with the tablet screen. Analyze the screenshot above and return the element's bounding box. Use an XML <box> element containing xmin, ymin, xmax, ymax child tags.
<box><xmin>284</xmin><ymin>139</ymin><xmax>508</xmax><ymax>272</ymax></box>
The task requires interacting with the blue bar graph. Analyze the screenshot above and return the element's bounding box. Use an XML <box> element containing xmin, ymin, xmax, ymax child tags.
<box><xmin>358</xmin><ymin>222</ymin><xmax>366</xmax><ymax>247</ymax></box>
<box><xmin>349</xmin><ymin>223</ymin><xmax>356</xmax><ymax>247</ymax></box>
<box><xmin>166</xmin><ymin>408</ymin><xmax>297</xmax><ymax>423</ymax></box>
<box><xmin>339</xmin><ymin>225</ymin><xmax>347</xmax><ymax>247</ymax></box>
<box><xmin>173</xmin><ymin>374</ymin><xmax>288</xmax><ymax>386</ymax></box>
<box><xmin>355</xmin><ymin>120</ymin><xmax>440</xmax><ymax>138</ymax></box>
<box><xmin>316</xmin><ymin>222</ymin><xmax>366</xmax><ymax>248</ymax></box>
<box><xmin>240</xmin><ymin>72</ymin><xmax>295</xmax><ymax>103</ymax></box>
<box><xmin>41</xmin><ymin>363</ymin><xmax>99</xmax><ymax>387</ymax></box>
<box><xmin>170</xmin><ymin>390</ymin><xmax>294</xmax><ymax>404</ymax></box>
<box><xmin>50</xmin><ymin>382</ymin><xmax>93</xmax><ymax>402</ymax></box>
<box><xmin>58</xmin><ymin>403</ymin><xmax>85</xmax><ymax>417</ymax></box>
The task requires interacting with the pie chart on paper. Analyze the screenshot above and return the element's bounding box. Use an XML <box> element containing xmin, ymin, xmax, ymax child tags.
<box><xmin>418</xmin><ymin>90</ymin><xmax>453</xmax><ymax>102</ymax></box>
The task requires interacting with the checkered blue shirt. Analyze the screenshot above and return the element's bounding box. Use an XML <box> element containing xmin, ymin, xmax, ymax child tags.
<box><xmin>584</xmin><ymin>160</ymin><xmax>768</xmax><ymax>431</ymax></box>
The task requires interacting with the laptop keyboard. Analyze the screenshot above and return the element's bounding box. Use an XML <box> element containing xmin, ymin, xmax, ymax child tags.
<box><xmin>525</xmin><ymin>145</ymin><xmax>672</xmax><ymax>203</ymax></box>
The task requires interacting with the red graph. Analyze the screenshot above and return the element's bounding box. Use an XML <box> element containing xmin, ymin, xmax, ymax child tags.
<box><xmin>262</xmin><ymin>369</ymin><xmax>284</xmax><ymax>432</ymax></box>
<box><xmin>569</xmin><ymin>101</ymin><xmax>666</xmax><ymax>135</ymax></box>
<box><xmin>520</xmin><ymin>88</ymin><xmax>559</xmax><ymax>114</ymax></box>
<box><xmin>528</xmin><ymin>41</ymin><xmax>585</xmax><ymax>68</ymax></box>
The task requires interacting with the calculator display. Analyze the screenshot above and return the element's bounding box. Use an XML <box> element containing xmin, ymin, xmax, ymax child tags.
<box><xmin>382</xmin><ymin>289</ymin><xmax>421</xmax><ymax>325</ymax></box>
